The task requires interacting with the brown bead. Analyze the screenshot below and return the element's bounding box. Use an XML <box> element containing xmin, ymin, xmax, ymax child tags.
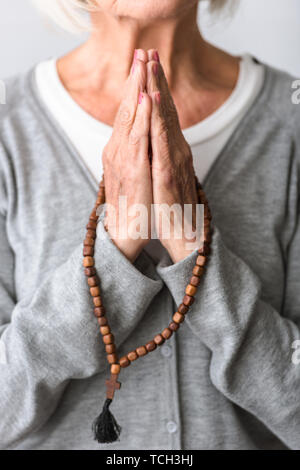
<box><xmin>186</xmin><ymin>284</ymin><xmax>197</xmax><ymax>296</ymax></box>
<box><xmin>154</xmin><ymin>334</ymin><xmax>165</xmax><ymax>346</ymax></box>
<box><xmin>84</xmin><ymin>267</ymin><xmax>96</xmax><ymax>277</ymax></box>
<box><xmin>86</xmin><ymin>229</ymin><xmax>96</xmax><ymax>239</ymax></box>
<box><xmin>196</xmin><ymin>255</ymin><xmax>206</xmax><ymax>267</ymax></box>
<box><xmin>145</xmin><ymin>341</ymin><xmax>157</xmax><ymax>352</ymax></box>
<box><xmin>120</xmin><ymin>356</ymin><xmax>131</xmax><ymax>368</ymax></box>
<box><xmin>90</xmin><ymin>212</ymin><xmax>98</xmax><ymax>222</ymax></box>
<box><xmin>127</xmin><ymin>351</ymin><xmax>138</xmax><ymax>361</ymax></box>
<box><xmin>86</xmin><ymin>220</ymin><xmax>97</xmax><ymax>230</ymax></box>
<box><xmin>162</xmin><ymin>328</ymin><xmax>173</xmax><ymax>340</ymax></box>
<box><xmin>190</xmin><ymin>276</ymin><xmax>201</xmax><ymax>287</ymax></box>
<box><xmin>93</xmin><ymin>296</ymin><xmax>102</xmax><ymax>307</ymax></box>
<box><xmin>169</xmin><ymin>321</ymin><xmax>180</xmax><ymax>332</ymax></box>
<box><xmin>88</xmin><ymin>276</ymin><xmax>99</xmax><ymax>287</ymax></box>
<box><xmin>94</xmin><ymin>306</ymin><xmax>105</xmax><ymax>317</ymax></box>
<box><xmin>173</xmin><ymin>312</ymin><xmax>185</xmax><ymax>324</ymax></box>
<box><xmin>83</xmin><ymin>246</ymin><xmax>94</xmax><ymax>257</ymax></box>
<box><xmin>136</xmin><ymin>346</ymin><xmax>148</xmax><ymax>357</ymax></box>
<box><xmin>84</xmin><ymin>237</ymin><xmax>95</xmax><ymax>247</ymax></box>
<box><xmin>90</xmin><ymin>286</ymin><xmax>101</xmax><ymax>297</ymax></box>
<box><xmin>193</xmin><ymin>265</ymin><xmax>204</xmax><ymax>277</ymax></box>
<box><xmin>178</xmin><ymin>303</ymin><xmax>189</xmax><ymax>314</ymax></box>
<box><xmin>97</xmin><ymin>316</ymin><xmax>108</xmax><ymax>326</ymax></box>
<box><xmin>83</xmin><ymin>256</ymin><xmax>94</xmax><ymax>268</ymax></box>
<box><xmin>103</xmin><ymin>333</ymin><xmax>114</xmax><ymax>345</ymax></box>
<box><xmin>107</xmin><ymin>353</ymin><xmax>118</xmax><ymax>364</ymax></box>
<box><xmin>105</xmin><ymin>344</ymin><xmax>116</xmax><ymax>354</ymax></box>
<box><xmin>100</xmin><ymin>325</ymin><xmax>110</xmax><ymax>336</ymax></box>
<box><xmin>111</xmin><ymin>364</ymin><xmax>121</xmax><ymax>375</ymax></box>
<box><xmin>199</xmin><ymin>242</ymin><xmax>210</xmax><ymax>256</ymax></box>
<box><xmin>183</xmin><ymin>295</ymin><xmax>195</xmax><ymax>306</ymax></box>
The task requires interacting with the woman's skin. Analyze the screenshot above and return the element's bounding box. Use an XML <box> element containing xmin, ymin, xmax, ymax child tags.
<box><xmin>57</xmin><ymin>0</ymin><xmax>240</xmax><ymax>263</ymax></box>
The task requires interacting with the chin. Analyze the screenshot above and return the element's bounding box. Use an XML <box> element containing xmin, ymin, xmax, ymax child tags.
<box><xmin>97</xmin><ymin>0</ymin><xmax>198</xmax><ymax>21</ymax></box>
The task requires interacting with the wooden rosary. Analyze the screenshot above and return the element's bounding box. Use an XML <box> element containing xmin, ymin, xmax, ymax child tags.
<box><xmin>83</xmin><ymin>177</ymin><xmax>212</xmax><ymax>444</ymax></box>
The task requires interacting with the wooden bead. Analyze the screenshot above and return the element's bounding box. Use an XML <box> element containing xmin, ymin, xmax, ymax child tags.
<box><xmin>100</xmin><ymin>325</ymin><xmax>110</xmax><ymax>336</ymax></box>
<box><xmin>96</xmin><ymin>198</ymin><xmax>103</xmax><ymax>206</ymax></box>
<box><xmin>89</xmin><ymin>212</ymin><xmax>98</xmax><ymax>222</ymax></box>
<box><xmin>193</xmin><ymin>265</ymin><xmax>204</xmax><ymax>277</ymax></box>
<box><xmin>169</xmin><ymin>321</ymin><xmax>180</xmax><ymax>332</ymax></box>
<box><xmin>183</xmin><ymin>295</ymin><xmax>195</xmax><ymax>306</ymax></box>
<box><xmin>120</xmin><ymin>356</ymin><xmax>131</xmax><ymax>368</ymax></box>
<box><xmin>128</xmin><ymin>351</ymin><xmax>138</xmax><ymax>361</ymax></box>
<box><xmin>83</xmin><ymin>246</ymin><xmax>94</xmax><ymax>256</ymax></box>
<box><xmin>111</xmin><ymin>364</ymin><xmax>121</xmax><ymax>374</ymax></box>
<box><xmin>86</xmin><ymin>229</ymin><xmax>96</xmax><ymax>239</ymax></box>
<box><xmin>97</xmin><ymin>316</ymin><xmax>108</xmax><ymax>326</ymax></box>
<box><xmin>88</xmin><ymin>276</ymin><xmax>99</xmax><ymax>287</ymax></box>
<box><xmin>83</xmin><ymin>256</ymin><xmax>94</xmax><ymax>268</ymax></box>
<box><xmin>196</xmin><ymin>255</ymin><xmax>206</xmax><ymax>267</ymax></box>
<box><xmin>84</xmin><ymin>237</ymin><xmax>95</xmax><ymax>247</ymax></box>
<box><xmin>90</xmin><ymin>286</ymin><xmax>100</xmax><ymax>297</ymax></box>
<box><xmin>84</xmin><ymin>267</ymin><xmax>96</xmax><ymax>277</ymax></box>
<box><xmin>107</xmin><ymin>353</ymin><xmax>118</xmax><ymax>364</ymax></box>
<box><xmin>94</xmin><ymin>306</ymin><xmax>105</xmax><ymax>317</ymax></box>
<box><xmin>86</xmin><ymin>220</ymin><xmax>97</xmax><ymax>230</ymax></box>
<box><xmin>178</xmin><ymin>303</ymin><xmax>189</xmax><ymax>314</ymax></box>
<box><xmin>136</xmin><ymin>346</ymin><xmax>148</xmax><ymax>357</ymax></box>
<box><xmin>93</xmin><ymin>296</ymin><xmax>102</xmax><ymax>307</ymax></box>
<box><xmin>186</xmin><ymin>284</ymin><xmax>197</xmax><ymax>296</ymax></box>
<box><xmin>106</xmin><ymin>344</ymin><xmax>116</xmax><ymax>354</ymax></box>
<box><xmin>190</xmin><ymin>276</ymin><xmax>201</xmax><ymax>287</ymax></box>
<box><xmin>199</xmin><ymin>242</ymin><xmax>210</xmax><ymax>256</ymax></box>
<box><xmin>173</xmin><ymin>312</ymin><xmax>185</xmax><ymax>324</ymax></box>
<box><xmin>154</xmin><ymin>334</ymin><xmax>165</xmax><ymax>346</ymax></box>
<box><xmin>145</xmin><ymin>341</ymin><xmax>157</xmax><ymax>352</ymax></box>
<box><xmin>103</xmin><ymin>333</ymin><xmax>114</xmax><ymax>345</ymax></box>
<box><xmin>162</xmin><ymin>328</ymin><xmax>173</xmax><ymax>340</ymax></box>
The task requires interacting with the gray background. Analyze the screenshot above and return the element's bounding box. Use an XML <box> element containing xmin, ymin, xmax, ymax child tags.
<box><xmin>0</xmin><ymin>0</ymin><xmax>300</xmax><ymax>79</ymax></box>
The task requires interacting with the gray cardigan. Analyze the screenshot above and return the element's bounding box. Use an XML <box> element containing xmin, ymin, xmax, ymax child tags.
<box><xmin>0</xmin><ymin>62</ymin><xmax>299</xmax><ymax>450</ymax></box>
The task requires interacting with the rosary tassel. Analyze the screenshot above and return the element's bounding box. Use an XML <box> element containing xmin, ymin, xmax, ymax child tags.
<box><xmin>92</xmin><ymin>398</ymin><xmax>122</xmax><ymax>443</ymax></box>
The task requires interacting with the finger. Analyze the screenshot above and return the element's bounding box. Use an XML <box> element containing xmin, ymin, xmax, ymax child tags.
<box><xmin>147</xmin><ymin>56</ymin><xmax>180</xmax><ymax>131</ymax></box>
<box><xmin>147</xmin><ymin>49</ymin><xmax>160</xmax><ymax>63</ymax></box>
<box><xmin>129</xmin><ymin>91</ymin><xmax>152</xmax><ymax>157</ymax></box>
<box><xmin>149</xmin><ymin>90</ymin><xmax>170</xmax><ymax>171</ymax></box>
<box><xmin>113</xmin><ymin>50</ymin><xmax>147</xmax><ymax>135</ymax></box>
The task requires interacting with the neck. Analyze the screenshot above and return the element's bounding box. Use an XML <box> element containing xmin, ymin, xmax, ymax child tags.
<box><xmin>59</xmin><ymin>5</ymin><xmax>208</xmax><ymax>93</ymax></box>
<box><xmin>57</xmin><ymin>6</ymin><xmax>239</xmax><ymax>128</ymax></box>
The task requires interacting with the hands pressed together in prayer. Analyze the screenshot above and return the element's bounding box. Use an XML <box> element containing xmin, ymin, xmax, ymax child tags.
<box><xmin>102</xmin><ymin>49</ymin><xmax>199</xmax><ymax>264</ymax></box>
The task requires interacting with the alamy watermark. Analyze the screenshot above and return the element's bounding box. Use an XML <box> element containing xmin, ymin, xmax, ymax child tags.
<box><xmin>0</xmin><ymin>80</ymin><xmax>6</xmax><ymax>105</ymax></box>
<box><xmin>96</xmin><ymin>196</ymin><xmax>205</xmax><ymax>252</ymax></box>
<box><xmin>291</xmin><ymin>80</ymin><xmax>300</xmax><ymax>104</ymax></box>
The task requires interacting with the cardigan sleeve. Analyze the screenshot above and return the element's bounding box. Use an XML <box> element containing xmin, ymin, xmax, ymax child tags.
<box><xmin>156</xmin><ymin>216</ymin><xmax>300</xmax><ymax>449</ymax></box>
<box><xmin>0</xmin><ymin>206</ymin><xmax>163</xmax><ymax>449</ymax></box>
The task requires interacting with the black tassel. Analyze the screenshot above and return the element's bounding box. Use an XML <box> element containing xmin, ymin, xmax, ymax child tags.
<box><xmin>92</xmin><ymin>398</ymin><xmax>122</xmax><ymax>443</ymax></box>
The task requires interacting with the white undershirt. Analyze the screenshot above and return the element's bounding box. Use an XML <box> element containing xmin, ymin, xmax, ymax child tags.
<box><xmin>35</xmin><ymin>54</ymin><xmax>264</xmax><ymax>262</ymax></box>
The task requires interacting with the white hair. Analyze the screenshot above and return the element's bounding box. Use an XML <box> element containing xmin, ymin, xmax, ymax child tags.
<box><xmin>31</xmin><ymin>0</ymin><xmax>231</xmax><ymax>33</ymax></box>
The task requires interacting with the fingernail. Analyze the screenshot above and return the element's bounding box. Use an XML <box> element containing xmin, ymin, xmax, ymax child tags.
<box><xmin>139</xmin><ymin>92</ymin><xmax>144</xmax><ymax>104</ymax></box>
<box><xmin>153</xmin><ymin>63</ymin><xmax>159</xmax><ymax>76</ymax></box>
<box><xmin>155</xmin><ymin>92</ymin><xmax>161</xmax><ymax>104</ymax></box>
<box><xmin>154</xmin><ymin>51</ymin><xmax>160</xmax><ymax>63</ymax></box>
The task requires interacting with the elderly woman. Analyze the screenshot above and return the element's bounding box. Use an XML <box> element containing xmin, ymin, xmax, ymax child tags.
<box><xmin>0</xmin><ymin>0</ymin><xmax>299</xmax><ymax>450</ymax></box>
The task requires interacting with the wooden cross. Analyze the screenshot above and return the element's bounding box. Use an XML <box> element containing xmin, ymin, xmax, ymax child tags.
<box><xmin>105</xmin><ymin>374</ymin><xmax>121</xmax><ymax>400</ymax></box>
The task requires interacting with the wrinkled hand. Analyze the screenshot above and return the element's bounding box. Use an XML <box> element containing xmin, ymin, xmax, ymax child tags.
<box><xmin>146</xmin><ymin>50</ymin><xmax>199</xmax><ymax>263</ymax></box>
<box><xmin>102</xmin><ymin>49</ymin><xmax>153</xmax><ymax>263</ymax></box>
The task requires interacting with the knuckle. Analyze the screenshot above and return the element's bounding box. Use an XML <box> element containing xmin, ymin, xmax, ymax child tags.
<box><xmin>119</xmin><ymin>105</ymin><xmax>134</xmax><ymax>130</ymax></box>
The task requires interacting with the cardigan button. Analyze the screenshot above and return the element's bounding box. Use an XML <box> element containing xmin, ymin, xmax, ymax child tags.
<box><xmin>166</xmin><ymin>421</ymin><xmax>177</xmax><ymax>434</ymax></box>
<box><xmin>161</xmin><ymin>345</ymin><xmax>172</xmax><ymax>358</ymax></box>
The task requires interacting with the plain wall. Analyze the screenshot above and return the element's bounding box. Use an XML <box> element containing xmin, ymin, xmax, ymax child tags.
<box><xmin>0</xmin><ymin>0</ymin><xmax>300</xmax><ymax>78</ymax></box>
